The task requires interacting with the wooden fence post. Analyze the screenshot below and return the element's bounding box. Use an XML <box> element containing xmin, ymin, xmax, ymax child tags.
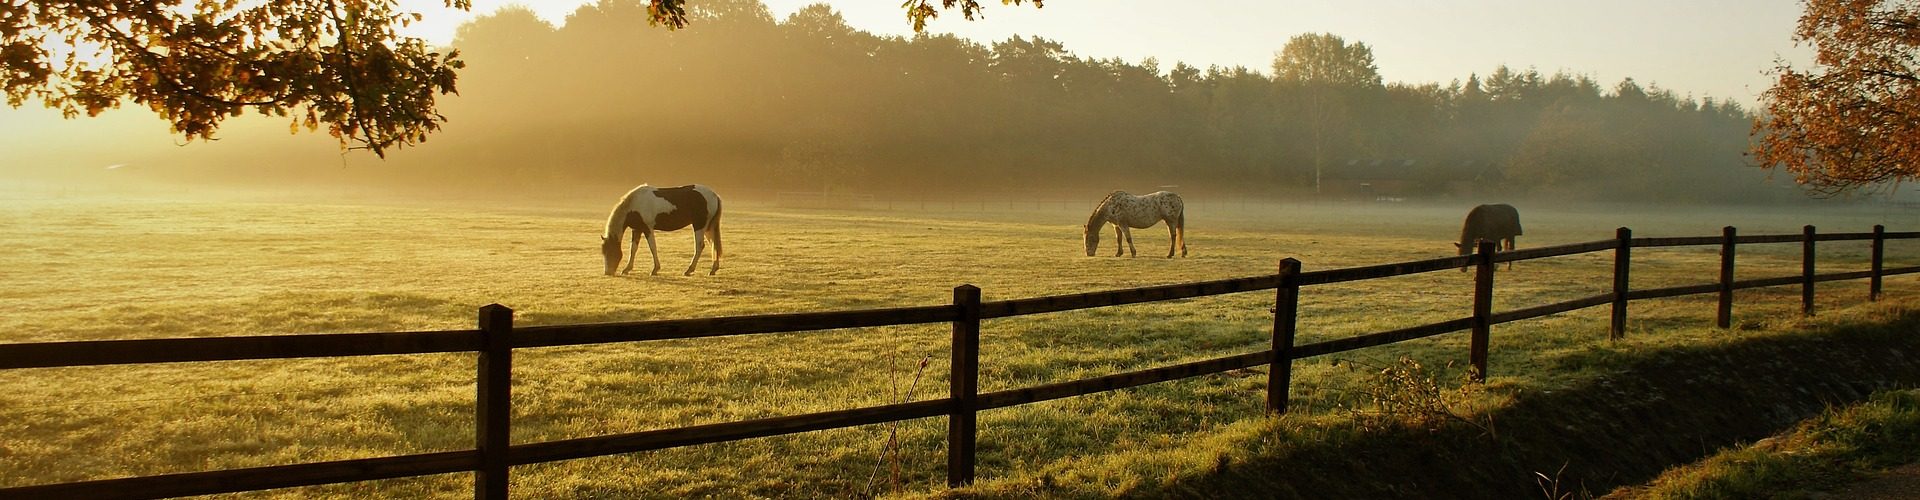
<box><xmin>1718</xmin><ymin>226</ymin><xmax>1736</xmax><ymax>329</ymax></box>
<box><xmin>1803</xmin><ymin>225</ymin><xmax>1816</xmax><ymax>316</ymax></box>
<box><xmin>1471</xmin><ymin>239</ymin><xmax>1496</xmax><ymax>382</ymax></box>
<box><xmin>476</xmin><ymin>304</ymin><xmax>513</xmax><ymax>500</ymax></box>
<box><xmin>948</xmin><ymin>285</ymin><xmax>982</xmax><ymax>487</ymax></box>
<box><xmin>1611</xmin><ymin>227</ymin><xmax>1632</xmax><ymax>340</ymax></box>
<box><xmin>1872</xmin><ymin>224</ymin><xmax>1885</xmax><ymax>301</ymax></box>
<box><xmin>1269</xmin><ymin>259</ymin><xmax>1301</xmax><ymax>414</ymax></box>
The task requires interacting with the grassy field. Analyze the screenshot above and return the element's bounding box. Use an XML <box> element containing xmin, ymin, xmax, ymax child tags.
<box><xmin>2</xmin><ymin>188</ymin><xmax>1918</xmax><ymax>498</ymax></box>
<box><xmin>1606</xmin><ymin>389</ymin><xmax>1920</xmax><ymax>499</ymax></box>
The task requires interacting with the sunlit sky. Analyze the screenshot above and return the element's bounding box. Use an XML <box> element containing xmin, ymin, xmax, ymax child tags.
<box><xmin>405</xmin><ymin>0</ymin><xmax>1812</xmax><ymax>107</ymax></box>
<box><xmin>0</xmin><ymin>0</ymin><xmax>1815</xmax><ymax>144</ymax></box>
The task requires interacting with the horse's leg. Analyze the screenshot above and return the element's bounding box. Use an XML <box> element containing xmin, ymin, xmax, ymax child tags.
<box><xmin>644</xmin><ymin>230</ymin><xmax>662</xmax><ymax>275</ymax></box>
<box><xmin>1167</xmin><ymin>220</ymin><xmax>1182</xmax><ymax>255</ymax></box>
<box><xmin>1505</xmin><ymin>236</ymin><xmax>1517</xmax><ymax>270</ymax></box>
<box><xmin>1123</xmin><ymin>226</ymin><xmax>1137</xmax><ymax>257</ymax></box>
<box><xmin>708</xmin><ymin>214</ymin><xmax>723</xmax><ymax>275</ymax></box>
<box><xmin>622</xmin><ymin>232</ymin><xmax>640</xmax><ymax>274</ymax></box>
<box><xmin>1113</xmin><ymin>224</ymin><xmax>1125</xmax><ymax>257</ymax></box>
<box><xmin>1165</xmin><ymin>221</ymin><xmax>1177</xmax><ymax>258</ymax></box>
<box><xmin>685</xmin><ymin>228</ymin><xmax>706</xmax><ymax>276</ymax></box>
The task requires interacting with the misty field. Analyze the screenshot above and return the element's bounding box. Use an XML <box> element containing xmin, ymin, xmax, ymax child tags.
<box><xmin>2</xmin><ymin>190</ymin><xmax>1917</xmax><ymax>498</ymax></box>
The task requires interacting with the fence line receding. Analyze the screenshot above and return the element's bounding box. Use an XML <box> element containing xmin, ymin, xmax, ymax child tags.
<box><xmin>2</xmin><ymin>224</ymin><xmax>1915</xmax><ymax>499</ymax></box>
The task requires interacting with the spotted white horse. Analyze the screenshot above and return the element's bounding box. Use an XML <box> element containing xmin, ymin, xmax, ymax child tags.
<box><xmin>1083</xmin><ymin>190</ymin><xmax>1187</xmax><ymax>258</ymax></box>
<box><xmin>602</xmin><ymin>184</ymin><xmax>723</xmax><ymax>276</ymax></box>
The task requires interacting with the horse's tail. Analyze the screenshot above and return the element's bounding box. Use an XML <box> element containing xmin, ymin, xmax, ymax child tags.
<box><xmin>708</xmin><ymin>201</ymin><xmax>723</xmax><ymax>274</ymax></box>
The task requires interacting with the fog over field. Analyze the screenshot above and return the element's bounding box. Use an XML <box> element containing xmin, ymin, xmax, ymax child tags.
<box><xmin>0</xmin><ymin>0</ymin><xmax>1845</xmax><ymax>206</ymax></box>
<box><xmin>4</xmin><ymin>0</ymin><xmax>1917</xmax><ymax>497</ymax></box>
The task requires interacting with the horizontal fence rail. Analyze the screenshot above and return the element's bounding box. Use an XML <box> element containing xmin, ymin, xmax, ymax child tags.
<box><xmin>511</xmin><ymin>305</ymin><xmax>960</xmax><ymax>348</ymax></box>
<box><xmin>0</xmin><ymin>451</ymin><xmax>480</xmax><ymax>500</ymax></box>
<box><xmin>1631</xmin><ymin>236</ymin><xmax>1727</xmax><ymax>247</ymax></box>
<box><xmin>1290</xmin><ymin>317</ymin><xmax>1477</xmax><ymax>358</ymax></box>
<box><xmin>1491</xmin><ymin>239</ymin><xmax>1618</xmax><ymax>263</ymax></box>
<box><xmin>3</xmin><ymin>224</ymin><xmax>1917</xmax><ymax>499</ymax></box>
<box><xmin>1734</xmin><ymin>234</ymin><xmax>1812</xmax><ymax>244</ymax></box>
<box><xmin>1489</xmin><ymin>293</ymin><xmax>1616</xmax><ymax>325</ymax></box>
<box><xmin>1624</xmin><ymin>283</ymin><xmax>1726</xmax><ymax>301</ymax></box>
<box><xmin>1734</xmin><ymin>275</ymin><xmax>1809</xmax><ymax>290</ymax></box>
<box><xmin>1298</xmin><ymin>255</ymin><xmax>1474</xmax><ymax>285</ymax></box>
<box><xmin>510</xmin><ymin>399</ymin><xmax>956</xmax><ymax>466</ymax></box>
<box><xmin>0</xmin><ymin>330</ymin><xmax>481</xmax><ymax>369</ymax></box>
<box><xmin>978</xmin><ymin>350</ymin><xmax>1276</xmax><ymax>410</ymax></box>
<box><xmin>979</xmin><ymin>274</ymin><xmax>1281</xmax><ymax>318</ymax></box>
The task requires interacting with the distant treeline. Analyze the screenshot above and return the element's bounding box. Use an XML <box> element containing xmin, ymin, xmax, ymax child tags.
<box><xmin>91</xmin><ymin>0</ymin><xmax>1803</xmax><ymax>202</ymax></box>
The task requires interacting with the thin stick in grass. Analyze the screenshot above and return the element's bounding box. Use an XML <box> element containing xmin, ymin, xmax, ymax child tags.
<box><xmin>864</xmin><ymin>354</ymin><xmax>932</xmax><ymax>497</ymax></box>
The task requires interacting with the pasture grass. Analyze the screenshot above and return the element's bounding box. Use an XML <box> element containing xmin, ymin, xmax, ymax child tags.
<box><xmin>1</xmin><ymin>190</ymin><xmax>1917</xmax><ymax>498</ymax></box>
<box><xmin>1603</xmin><ymin>389</ymin><xmax>1920</xmax><ymax>499</ymax></box>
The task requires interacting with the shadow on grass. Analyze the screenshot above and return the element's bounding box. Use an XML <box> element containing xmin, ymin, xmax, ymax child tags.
<box><xmin>1098</xmin><ymin>310</ymin><xmax>1920</xmax><ymax>499</ymax></box>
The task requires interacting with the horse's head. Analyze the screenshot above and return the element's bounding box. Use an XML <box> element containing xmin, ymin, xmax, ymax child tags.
<box><xmin>1083</xmin><ymin>223</ymin><xmax>1099</xmax><ymax>257</ymax></box>
<box><xmin>601</xmin><ymin>236</ymin><xmax>623</xmax><ymax>275</ymax></box>
<box><xmin>1454</xmin><ymin>241</ymin><xmax>1468</xmax><ymax>256</ymax></box>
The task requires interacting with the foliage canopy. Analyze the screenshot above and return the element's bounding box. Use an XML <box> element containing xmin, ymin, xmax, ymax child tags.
<box><xmin>1</xmin><ymin>0</ymin><xmax>1037</xmax><ymax>157</ymax></box>
<box><xmin>1271</xmin><ymin>33</ymin><xmax>1381</xmax><ymax>88</ymax></box>
<box><xmin>1753</xmin><ymin>0</ymin><xmax>1920</xmax><ymax>194</ymax></box>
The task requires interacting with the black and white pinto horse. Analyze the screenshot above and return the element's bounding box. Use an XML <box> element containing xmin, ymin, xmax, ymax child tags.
<box><xmin>1084</xmin><ymin>190</ymin><xmax>1187</xmax><ymax>258</ymax></box>
<box><xmin>1455</xmin><ymin>203</ymin><xmax>1522</xmax><ymax>271</ymax></box>
<box><xmin>602</xmin><ymin>184</ymin><xmax>724</xmax><ymax>276</ymax></box>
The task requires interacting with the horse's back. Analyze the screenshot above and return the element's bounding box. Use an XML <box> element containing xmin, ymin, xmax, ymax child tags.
<box><xmin>630</xmin><ymin>184</ymin><xmax>722</xmax><ymax>232</ymax></box>
<box><xmin>1488</xmin><ymin>204</ymin><xmax>1520</xmax><ymax>234</ymax></box>
<box><xmin>1465</xmin><ymin>204</ymin><xmax>1522</xmax><ymax>237</ymax></box>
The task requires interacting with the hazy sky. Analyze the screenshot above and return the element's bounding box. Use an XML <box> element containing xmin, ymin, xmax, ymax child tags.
<box><xmin>0</xmin><ymin>0</ymin><xmax>1816</xmax><ymax>149</ymax></box>
<box><xmin>405</xmin><ymin>0</ymin><xmax>1813</xmax><ymax>107</ymax></box>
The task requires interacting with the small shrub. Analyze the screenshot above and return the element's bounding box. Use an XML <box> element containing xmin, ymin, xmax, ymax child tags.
<box><xmin>1337</xmin><ymin>356</ymin><xmax>1496</xmax><ymax>439</ymax></box>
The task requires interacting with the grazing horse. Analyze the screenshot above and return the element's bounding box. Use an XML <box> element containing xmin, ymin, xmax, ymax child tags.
<box><xmin>1083</xmin><ymin>190</ymin><xmax>1187</xmax><ymax>258</ymax></box>
<box><xmin>602</xmin><ymin>184</ymin><xmax>724</xmax><ymax>276</ymax></box>
<box><xmin>1455</xmin><ymin>203</ymin><xmax>1522</xmax><ymax>271</ymax></box>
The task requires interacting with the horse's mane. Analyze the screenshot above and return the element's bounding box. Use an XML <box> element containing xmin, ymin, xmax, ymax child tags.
<box><xmin>1087</xmin><ymin>190</ymin><xmax>1126</xmax><ymax>228</ymax></box>
<box><xmin>604</xmin><ymin>184</ymin><xmax>652</xmax><ymax>239</ymax></box>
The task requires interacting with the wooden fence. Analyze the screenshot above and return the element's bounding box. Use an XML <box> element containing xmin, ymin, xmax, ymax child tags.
<box><xmin>3</xmin><ymin>224</ymin><xmax>1917</xmax><ymax>499</ymax></box>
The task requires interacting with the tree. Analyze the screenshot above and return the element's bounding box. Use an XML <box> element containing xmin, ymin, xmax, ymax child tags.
<box><xmin>902</xmin><ymin>0</ymin><xmax>1043</xmax><ymax>32</ymax></box>
<box><xmin>1273</xmin><ymin>33</ymin><xmax>1380</xmax><ymax>192</ymax></box>
<box><xmin>3</xmin><ymin>0</ymin><xmax>475</xmax><ymax>157</ymax></box>
<box><xmin>1752</xmin><ymin>0</ymin><xmax>1920</xmax><ymax>194</ymax></box>
<box><xmin>1271</xmin><ymin>33</ymin><xmax>1382</xmax><ymax>88</ymax></box>
<box><xmin>2</xmin><ymin>0</ymin><xmax>1039</xmax><ymax>158</ymax></box>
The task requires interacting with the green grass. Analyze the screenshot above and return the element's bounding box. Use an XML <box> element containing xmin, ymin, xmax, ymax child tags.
<box><xmin>1</xmin><ymin>191</ymin><xmax>1917</xmax><ymax>498</ymax></box>
<box><xmin>1604</xmin><ymin>389</ymin><xmax>1920</xmax><ymax>500</ymax></box>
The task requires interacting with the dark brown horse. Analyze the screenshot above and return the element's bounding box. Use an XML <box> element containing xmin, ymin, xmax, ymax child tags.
<box><xmin>1455</xmin><ymin>204</ymin><xmax>1521</xmax><ymax>270</ymax></box>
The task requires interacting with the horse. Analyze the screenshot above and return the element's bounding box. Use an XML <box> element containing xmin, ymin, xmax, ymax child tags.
<box><xmin>1455</xmin><ymin>203</ymin><xmax>1521</xmax><ymax>271</ymax></box>
<box><xmin>1083</xmin><ymin>190</ymin><xmax>1187</xmax><ymax>258</ymax></box>
<box><xmin>602</xmin><ymin>184</ymin><xmax>724</xmax><ymax>276</ymax></box>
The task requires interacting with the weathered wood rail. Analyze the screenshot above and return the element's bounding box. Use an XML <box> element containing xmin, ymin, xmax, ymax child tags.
<box><xmin>2</xmin><ymin>224</ymin><xmax>1915</xmax><ymax>499</ymax></box>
